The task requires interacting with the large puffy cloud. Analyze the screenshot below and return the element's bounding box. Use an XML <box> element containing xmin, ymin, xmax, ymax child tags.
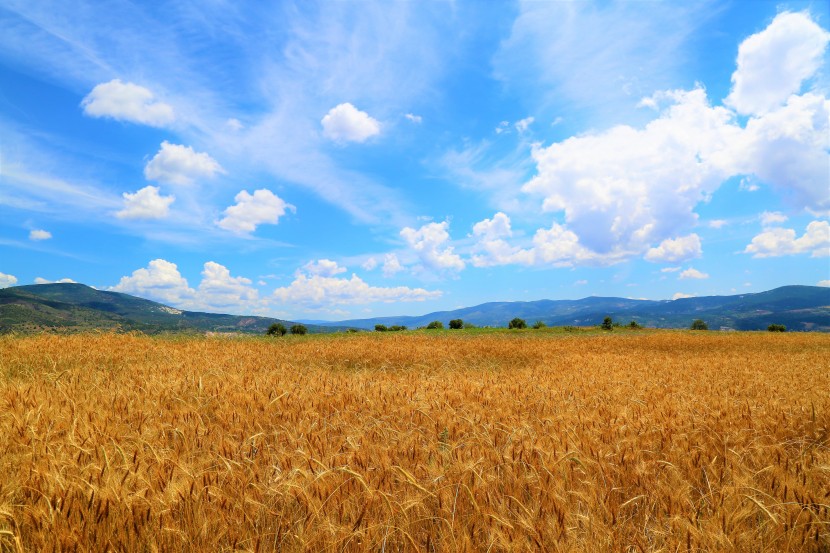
<box><xmin>645</xmin><ymin>234</ymin><xmax>702</xmax><ymax>263</ymax></box>
<box><xmin>321</xmin><ymin>103</ymin><xmax>381</xmax><ymax>143</ymax></box>
<box><xmin>217</xmin><ymin>189</ymin><xmax>294</xmax><ymax>234</ymax></box>
<box><xmin>111</xmin><ymin>259</ymin><xmax>262</xmax><ymax>314</ymax></box>
<box><xmin>0</xmin><ymin>272</ymin><xmax>18</xmax><ymax>288</ymax></box>
<box><xmin>743</xmin><ymin>220</ymin><xmax>830</xmax><ymax>258</ymax></box>
<box><xmin>116</xmin><ymin>186</ymin><xmax>174</xmax><ymax>220</ymax></box>
<box><xmin>144</xmin><ymin>141</ymin><xmax>224</xmax><ymax>186</ymax></box>
<box><xmin>725</xmin><ymin>12</ymin><xmax>830</xmax><ymax>116</ymax></box>
<box><xmin>470</xmin><ymin>212</ymin><xmax>533</xmax><ymax>267</ymax></box>
<box><xmin>81</xmin><ymin>80</ymin><xmax>174</xmax><ymax>127</ymax></box>
<box><xmin>272</xmin><ymin>273</ymin><xmax>440</xmax><ymax>309</ymax></box>
<box><xmin>400</xmin><ymin>221</ymin><xmax>465</xmax><ymax>273</ymax></box>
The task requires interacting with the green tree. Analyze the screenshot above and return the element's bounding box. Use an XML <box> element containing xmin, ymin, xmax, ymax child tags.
<box><xmin>290</xmin><ymin>324</ymin><xmax>308</xmax><ymax>335</ymax></box>
<box><xmin>628</xmin><ymin>320</ymin><xmax>642</xmax><ymax>329</ymax></box>
<box><xmin>374</xmin><ymin>324</ymin><xmax>388</xmax><ymax>332</ymax></box>
<box><xmin>601</xmin><ymin>316</ymin><xmax>613</xmax><ymax>331</ymax></box>
<box><xmin>266</xmin><ymin>322</ymin><xmax>286</xmax><ymax>336</ymax></box>
<box><xmin>508</xmin><ymin>317</ymin><xmax>527</xmax><ymax>329</ymax></box>
<box><xmin>690</xmin><ymin>319</ymin><xmax>708</xmax><ymax>331</ymax></box>
<box><xmin>532</xmin><ymin>321</ymin><xmax>546</xmax><ymax>329</ymax></box>
<box><xmin>767</xmin><ymin>324</ymin><xmax>786</xmax><ymax>332</ymax></box>
<box><xmin>389</xmin><ymin>325</ymin><xmax>407</xmax><ymax>331</ymax></box>
<box><xmin>449</xmin><ymin>319</ymin><xmax>464</xmax><ymax>330</ymax></box>
<box><xmin>425</xmin><ymin>321</ymin><xmax>444</xmax><ymax>330</ymax></box>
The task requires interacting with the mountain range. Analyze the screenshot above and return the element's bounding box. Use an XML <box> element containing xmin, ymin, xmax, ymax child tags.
<box><xmin>0</xmin><ymin>283</ymin><xmax>827</xmax><ymax>334</ymax></box>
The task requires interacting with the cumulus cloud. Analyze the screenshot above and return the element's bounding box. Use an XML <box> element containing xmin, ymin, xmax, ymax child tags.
<box><xmin>818</xmin><ymin>280</ymin><xmax>830</xmax><ymax>287</ymax></box>
<box><xmin>404</xmin><ymin>113</ymin><xmax>423</xmax><ymax>124</ymax></box>
<box><xmin>645</xmin><ymin>234</ymin><xmax>702</xmax><ymax>263</ymax></box>
<box><xmin>470</xmin><ymin>212</ymin><xmax>532</xmax><ymax>267</ymax></box>
<box><xmin>321</xmin><ymin>103</ymin><xmax>381</xmax><ymax>143</ymax></box>
<box><xmin>743</xmin><ymin>220</ymin><xmax>830</xmax><ymax>258</ymax></box>
<box><xmin>301</xmin><ymin>259</ymin><xmax>347</xmax><ymax>278</ymax></box>
<box><xmin>111</xmin><ymin>259</ymin><xmax>196</xmax><ymax>306</ymax></box>
<box><xmin>0</xmin><ymin>272</ymin><xmax>18</xmax><ymax>288</ymax></box>
<box><xmin>115</xmin><ymin>186</ymin><xmax>174</xmax><ymax>220</ymax></box>
<box><xmin>672</xmin><ymin>292</ymin><xmax>695</xmax><ymax>300</ymax></box>
<box><xmin>400</xmin><ymin>221</ymin><xmax>465</xmax><ymax>273</ymax></box>
<box><xmin>81</xmin><ymin>79</ymin><xmax>174</xmax><ymax>127</ymax></box>
<box><xmin>272</xmin><ymin>273</ymin><xmax>440</xmax><ymax>309</ymax></box>
<box><xmin>111</xmin><ymin>259</ymin><xmax>262</xmax><ymax>313</ymax></box>
<box><xmin>34</xmin><ymin>277</ymin><xmax>76</xmax><ymax>284</ymax></box>
<box><xmin>29</xmin><ymin>229</ymin><xmax>51</xmax><ymax>241</ymax></box>
<box><xmin>725</xmin><ymin>12</ymin><xmax>830</xmax><ymax>116</ymax></box>
<box><xmin>381</xmin><ymin>253</ymin><xmax>404</xmax><ymax>278</ymax></box>
<box><xmin>361</xmin><ymin>257</ymin><xmax>379</xmax><ymax>271</ymax></box>
<box><xmin>217</xmin><ymin>189</ymin><xmax>294</xmax><ymax>234</ymax></box>
<box><xmin>144</xmin><ymin>141</ymin><xmax>224</xmax><ymax>186</ymax></box>
<box><xmin>679</xmin><ymin>268</ymin><xmax>709</xmax><ymax>280</ymax></box>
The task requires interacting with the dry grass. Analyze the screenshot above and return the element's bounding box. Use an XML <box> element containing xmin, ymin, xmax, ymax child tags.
<box><xmin>0</xmin><ymin>331</ymin><xmax>828</xmax><ymax>552</ymax></box>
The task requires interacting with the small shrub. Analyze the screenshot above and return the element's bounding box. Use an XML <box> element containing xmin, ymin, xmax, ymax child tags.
<box><xmin>346</xmin><ymin>328</ymin><xmax>359</xmax><ymax>333</ymax></box>
<box><xmin>290</xmin><ymin>324</ymin><xmax>308</xmax><ymax>335</ymax></box>
<box><xmin>374</xmin><ymin>324</ymin><xmax>388</xmax><ymax>332</ymax></box>
<box><xmin>767</xmin><ymin>324</ymin><xmax>786</xmax><ymax>332</ymax></box>
<box><xmin>389</xmin><ymin>325</ymin><xmax>407</xmax><ymax>331</ymax></box>
<box><xmin>266</xmin><ymin>323</ymin><xmax>286</xmax><ymax>336</ymax></box>
<box><xmin>508</xmin><ymin>318</ymin><xmax>527</xmax><ymax>329</ymax></box>
<box><xmin>601</xmin><ymin>317</ymin><xmax>613</xmax><ymax>331</ymax></box>
<box><xmin>463</xmin><ymin>322</ymin><xmax>477</xmax><ymax>329</ymax></box>
<box><xmin>449</xmin><ymin>319</ymin><xmax>464</xmax><ymax>330</ymax></box>
<box><xmin>628</xmin><ymin>320</ymin><xmax>642</xmax><ymax>329</ymax></box>
<box><xmin>425</xmin><ymin>321</ymin><xmax>444</xmax><ymax>330</ymax></box>
<box><xmin>532</xmin><ymin>321</ymin><xmax>546</xmax><ymax>329</ymax></box>
<box><xmin>690</xmin><ymin>319</ymin><xmax>708</xmax><ymax>331</ymax></box>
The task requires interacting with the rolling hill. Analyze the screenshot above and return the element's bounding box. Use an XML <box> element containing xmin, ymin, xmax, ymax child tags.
<box><xmin>0</xmin><ymin>283</ymin><xmax>346</xmax><ymax>334</ymax></box>
<box><xmin>310</xmin><ymin>285</ymin><xmax>830</xmax><ymax>331</ymax></box>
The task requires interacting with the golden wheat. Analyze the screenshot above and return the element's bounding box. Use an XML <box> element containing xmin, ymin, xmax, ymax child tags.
<box><xmin>0</xmin><ymin>331</ymin><xmax>828</xmax><ymax>552</ymax></box>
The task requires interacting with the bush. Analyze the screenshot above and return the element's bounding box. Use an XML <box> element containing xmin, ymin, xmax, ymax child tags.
<box><xmin>346</xmin><ymin>328</ymin><xmax>359</xmax><ymax>333</ymax></box>
<box><xmin>389</xmin><ymin>325</ymin><xmax>407</xmax><ymax>331</ymax></box>
<box><xmin>532</xmin><ymin>321</ymin><xmax>546</xmax><ymax>329</ymax></box>
<box><xmin>425</xmin><ymin>321</ymin><xmax>444</xmax><ymax>330</ymax></box>
<box><xmin>508</xmin><ymin>318</ymin><xmax>527</xmax><ymax>329</ymax></box>
<box><xmin>767</xmin><ymin>324</ymin><xmax>786</xmax><ymax>332</ymax></box>
<box><xmin>266</xmin><ymin>323</ymin><xmax>286</xmax><ymax>336</ymax></box>
<box><xmin>463</xmin><ymin>322</ymin><xmax>477</xmax><ymax>329</ymax></box>
<box><xmin>290</xmin><ymin>324</ymin><xmax>308</xmax><ymax>335</ymax></box>
<box><xmin>449</xmin><ymin>319</ymin><xmax>464</xmax><ymax>330</ymax></box>
<box><xmin>628</xmin><ymin>320</ymin><xmax>642</xmax><ymax>329</ymax></box>
<box><xmin>690</xmin><ymin>319</ymin><xmax>708</xmax><ymax>331</ymax></box>
<box><xmin>601</xmin><ymin>316</ymin><xmax>613</xmax><ymax>331</ymax></box>
<box><xmin>374</xmin><ymin>324</ymin><xmax>388</xmax><ymax>332</ymax></box>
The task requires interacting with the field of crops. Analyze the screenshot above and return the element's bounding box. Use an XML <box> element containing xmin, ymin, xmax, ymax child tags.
<box><xmin>1</xmin><ymin>331</ymin><xmax>828</xmax><ymax>552</ymax></box>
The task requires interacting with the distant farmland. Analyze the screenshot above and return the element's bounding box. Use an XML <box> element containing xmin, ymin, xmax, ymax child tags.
<box><xmin>1</xmin><ymin>331</ymin><xmax>828</xmax><ymax>551</ymax></box>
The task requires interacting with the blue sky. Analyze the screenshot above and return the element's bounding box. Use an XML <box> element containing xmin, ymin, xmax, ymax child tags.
<box><xmin>1</xmin><ymin>0</ymin><xmax>829</xmax><ymax>320</ymax></box>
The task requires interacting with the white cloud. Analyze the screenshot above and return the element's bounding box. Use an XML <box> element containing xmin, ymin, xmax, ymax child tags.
<box><xmin>217</xmin><ymin>189</ymin><xmax>294</xmax><ymax>234</ymax></box>
<box><xmin>739</xmin><ymin>178</ymin><xmax>760</xmax><ymax>192</ymax></box>
<box><xmin>743</xmin><ymin>220</ymin><xmax>830</xmax><ymax>258</ymax></box>
<box><xmin>361</xmin><ymin>257</ymin><xmax>379</xmax><ymax>271</ymax></box>
<box><xmin>400</xmin><ymin>221</ymin><xmax>465</xmax><ymax>273</ymax></box>
<box><xmin>661</xmin><ymin>267</ymin><xmax>681</xmax><ymax>273</ymax></box>
<box><xmin>381</xmin><ymin>253</ymin><xmax>404</xmax><ymax>278</ymax></box>
<box><xmin>760</xmin><ymin>211</ymin><xmax>788</xmax><ymax>226</ymax></box>
<box><xmin>495</xmin><ymin>121</ymin><xmax>510</xmax><ymax>134</ymax></box>
<box><xmin>404</xmin><ymin>113</ymin><xmax>422</xmax><ymax>124</ymax></box>
<box><xmin>226</xmin><ymin>118</ymin><xmax>244</xmax><ymax>131</ymax></box>
<box><xmin>818</xmin><ymin>280</ymin><xmax>830</xmax><ymax>287</ymax></box>
<box><xmin>111</xmin><ymin>259</ymin><xmax>262</xmax><ymax>314</ymax></box>
<box><xmin>272</xmin><ymin>273</ymin><xmax>440</xmax><ymax>309</ymax></box>
<box><xmin>725</xmin><ymin>12</ymin><xmax>830</xmax><ymax>116</ymax></box>
<box><xmin>111</xmin><ymin>259</ymin><xmax>196</xmax><ymax>306</ymax></box>
<box><xmin>115</xmin><ymin>186</ymin><xmax>174</xmax><ymax>220</ymax></box>
<box><xmin>708</xmin><ymin>220</ymin><xmax>728</xmax><ymax>229</ymax></box>
<box><xmin>515</xmin><ymin>116</ymin><xmax>534</xmax><ymax>133</ymax></box>
<box><xmin>645</xmin><ymin>234</ymin><xmax>702</xmax><ymax>263</ymax></box>
<box><xmin>672</xmin><ymin>292</ymin><xmax>695</xmax><ymax>300</ymax></box>
<box><xmin>301</xmin><ymin>259</ymin><xmax>347</xmax><ymax>278</ymax></box>
<box><xmin>81</xmin><ymin>80</ymin><xmax>174</xmax><ymax>127</ymax></box>
<box><xmin>144</xmin><ymin>141</ymin><xmax>224</xmax><ymax>186</ymax></box>
<box><xmin>524</xmin><ymin>88</ymin><xmax>738</xmax><ymax>255</ymax></box>
<box><xmin>321</xmin><ymin>103</ymin><xmax>381</xmax><ymax>143</ymax></box>
<box><xmin>574</xmin><ymin>279</ymin><xmax>588</xmax><ymax>285</ymax></box>
<box><xmin>470</xmin><ymin>212</ymin><xmax>533</xmax><ymax>267</ymax></box>
<box><xmin>29</xmin><ymin>229</ymin><xmax>52</xmax><ymax>241</ymax></box>
<box><xmin>531</xmin><ymin>223</ymin><xmax>616</xmax><ymax>266</ymax></box>
<box><xmin>679</xmin><ymin>268</ymin><xmax>709</xmax><ymax>280</ymax></box>
<box><xmin>0</xmin><ymin>272</ymin><xmax>18</xmax><ymax>288</ymax></box>
<box><xmin>34</xmin><ymin>277</ymin><xmax>76</xmax><ymax>284</ymax></box>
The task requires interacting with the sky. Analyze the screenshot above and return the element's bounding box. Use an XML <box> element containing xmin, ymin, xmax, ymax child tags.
<box><xmin>1</xmin><ymin>0</ymin><xmax>829</xmax><ymax>321</ymax></box>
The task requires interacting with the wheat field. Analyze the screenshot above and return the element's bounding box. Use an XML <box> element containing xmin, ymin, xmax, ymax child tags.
<box><xmin>0</xmin><ymin>331</ymin><xmax>828</xmax><ymax>552</ymax></box>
